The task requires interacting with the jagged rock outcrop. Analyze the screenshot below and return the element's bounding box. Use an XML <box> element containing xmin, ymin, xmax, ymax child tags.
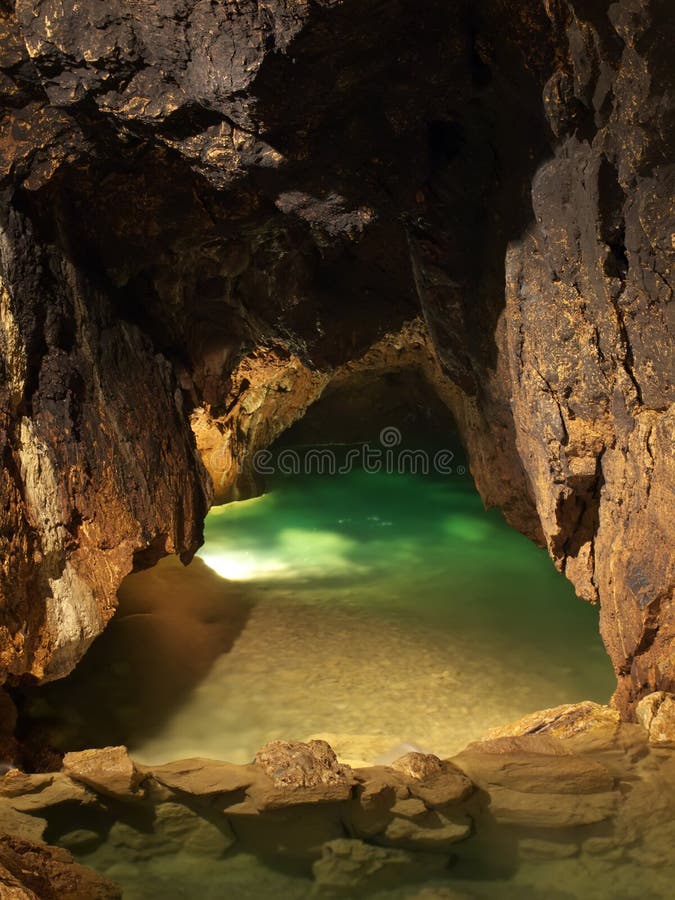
<box><xmin>0</xmin><ymin>0</ymin><xmax>672</xmax><ymax>711</ymax></box>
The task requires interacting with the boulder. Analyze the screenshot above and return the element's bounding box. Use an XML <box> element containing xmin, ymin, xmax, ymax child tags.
<box><xmin>62</xmin><ymin>747</ymin><xmax>141</xmax><ymax>800</ymax></box>
<box><xmin>58</xmin><ymin>830</ymin><xmax>103</xmax><ymax>855</ymax></box>
<box><xmin>252</xmin><ymin>741</ymin><xmax>354</xmax><ymax>807</ymax></box>
<box><xmin>636</xmin><ymin>693</ymin><xmax>675</xmax><ymax>746</ymax></box>
<box><xmin>404</xmin><ymin>767</ymin><xmax>474</xmax><ymax>809</ymax></box>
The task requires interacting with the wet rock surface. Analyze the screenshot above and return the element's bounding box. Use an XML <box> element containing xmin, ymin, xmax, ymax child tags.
<box><xmin>1</xmin><ymin>708</ymin><xmax>674</xmax><ymax>898</ymax></box>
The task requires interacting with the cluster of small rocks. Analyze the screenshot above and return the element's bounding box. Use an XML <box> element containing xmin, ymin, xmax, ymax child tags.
<box><xmin>0</xmin><ymin>698</ymin><xmax>674</xmax><ymax>898</ymax></box>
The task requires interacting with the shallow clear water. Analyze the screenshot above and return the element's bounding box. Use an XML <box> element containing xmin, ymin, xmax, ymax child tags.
<box><xmin>23</xmin><ymin>463</ymin><xmax>614</xmax><ymax>766</ymax></box>
<box><xmin>132</xmin><ymin>464</ymin><xmax>613</xmax><ymax>765</ymax></box>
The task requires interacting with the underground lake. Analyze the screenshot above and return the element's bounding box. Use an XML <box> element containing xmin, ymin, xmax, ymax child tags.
<box><xmin>20</xmin><ymin>449</ymin><xmax>615</xmax><ymax>767</ymax></box>
<box><xmin>12</xmin><ymin>448</ymin><xmax>674</xmax><ymax>900</ymax></box>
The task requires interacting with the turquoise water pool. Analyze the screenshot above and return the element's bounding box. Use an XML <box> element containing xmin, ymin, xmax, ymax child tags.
<box><xmin>23</xmin><ymin>460</ymin><xmax>614</xmax><ymax>766</ymax></box>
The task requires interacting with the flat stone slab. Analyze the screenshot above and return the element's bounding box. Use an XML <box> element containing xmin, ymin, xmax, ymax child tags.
<box><xmin>0</xmin><ymin>772</ymin><xmax>92</xmax><ymax>812</ymax></box>
<box><xmin>147</xmin><ymin>758</ymin><xmax>259</xmax><ymax>796</ymax></box>
<box><xmin>453</xmin><ymin>741</ymin><xmax>615</xmax><ymax>794</ymax></box>
<box><xmin>486</xmin><ymin>785</ymin><xmax>617</xmax><ymax>827</ymax></box>
<box><xmin>63</xmin><ymin>746</ymin><xmax>141</xmax><ymax>800</ymax></box>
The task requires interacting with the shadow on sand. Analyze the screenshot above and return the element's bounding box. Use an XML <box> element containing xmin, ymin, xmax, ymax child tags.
<box><xmin>18</xmin><ymin>556</ymin><xmax>253</xmax><ymax>754</ymax></box>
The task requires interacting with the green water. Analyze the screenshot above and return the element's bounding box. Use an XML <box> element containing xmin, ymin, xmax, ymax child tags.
<box><xmin>133</xmin><ymin>464</ymin><xmax>613</xmax><ymax>765</ymax></box>
<box><xmin>23</xmin><ymin>463</ymin><xmax>614</xmax><ymax>766</ymax></box>
<box><xmin>18</xmin><ymin>462</ymin><xmax>637</xmax><ymax>900</ymax></box>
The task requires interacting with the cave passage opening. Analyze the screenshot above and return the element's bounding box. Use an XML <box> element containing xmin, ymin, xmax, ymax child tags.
<box><xmin>18</xmin><ymin>371</ymin><xmax>615</xmax><ymax>767</ymax></box>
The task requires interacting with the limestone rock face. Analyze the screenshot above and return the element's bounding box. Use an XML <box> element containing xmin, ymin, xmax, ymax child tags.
<box><xmin>499</xmin><ymin>0</ymin><xmax>675</xmax><ymax>710</ymax></box>
<box><xmin>0</xmin><ymin>0</ymin><xmax>672</xmax><ymax>710</ymax></box>
<box><xmin>0</xmin><ymin>207</ymin><xmax>211</xmax><ymax>684</ymax></box>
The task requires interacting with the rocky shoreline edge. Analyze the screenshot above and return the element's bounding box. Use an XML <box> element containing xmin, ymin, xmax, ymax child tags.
<box><xmin>1</xmin><ymin>697</ymin><xmax>674</xmax><ymax>899</ymax></box>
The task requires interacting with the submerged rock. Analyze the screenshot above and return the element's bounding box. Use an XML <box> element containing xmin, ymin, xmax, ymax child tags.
<box><xmin>154</xmin><ymin>802</ymin><xmax>235</xmax><ymax>858</ymax></box>
<box><xmin>312</xmin><ymin>837</ymin><xmax>446</xmax><ymax>895</ymax></box>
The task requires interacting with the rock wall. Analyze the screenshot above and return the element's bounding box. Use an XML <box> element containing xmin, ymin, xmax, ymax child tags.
<box><xmin>0</xmin><ymin>1</ymin><xmax>672</xmax><ymax>709</ymax></box>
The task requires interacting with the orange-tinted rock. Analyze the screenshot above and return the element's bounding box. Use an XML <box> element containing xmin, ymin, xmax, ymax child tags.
<box><xmin>0</xmin><ymin>835</ymin><xmax>121</xmax><ymax>900</ymax></box>
<box><xmin>62</xmin><ymin>747</ymin><xmax>141</xmax><ymax>800</ymax></box>
<box><xmin>636</xmin><ymin>692</ymin><xmax>675</xmax><ymax>746</ymax></box>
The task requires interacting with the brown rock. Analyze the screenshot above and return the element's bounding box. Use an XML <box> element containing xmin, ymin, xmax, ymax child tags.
<box><xmin>406</xmin><ymin>767</ymin><xmax>474</xmax><ymax>809</ymax></box>
<box><xmin>62</xmin><ymin>747</ymin><xmax>141</xmax><ymax>800</ymax></box>
<box><xmin>0</xmin><ymin>835</ymin><xmax>121</xmax><ymax>900</ymax></box>
<box><xmin>312</xmin><ymin>838</ymin><xmax>446</xmax><ymax>894</ymax></box>
<box><xmin>483</xmin><ymin>702</ymin><xmax>621</xmax><ymax>741</ymax></box>
<box><xmin>0</xmin><ymin>772</ymin><xmax>92</xmax><ymax>812</ymax></box>
<box><xmin>390</xmin><ymin>752</ymin><xmax>444</xmax><ymax>780</ymax></box>
<box><xmin>252</xmin><ymin>740</ymin><xmax>354</xmax><ymax>807</ymax></box>
<box><xmin>148</xmin><ymin>758</ymin><xmax>258</xmax><ymax>797</ymax></box>
<box><xmin>453</xmin><ymin>744</ymin><xmax>615</xmax><ymax>795</ymax></box>
<box><xmin>0</xmin><ymin>862</ymin><xmax>40</xmax><ymax>899</ymax></box>
<box><xmin>0</xmin><ymin>807</ymin><xmax>46</xmax><ymax>844</ymax></box>
<box><xmin>636</xmin><ymin>692</ymin><xmax>675</xmax><ymax>746</ymax></box>
<box><xmin>485</xmin><ymin>785</ymin><xmax>617</xmax><ymax>829</ymax></box>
